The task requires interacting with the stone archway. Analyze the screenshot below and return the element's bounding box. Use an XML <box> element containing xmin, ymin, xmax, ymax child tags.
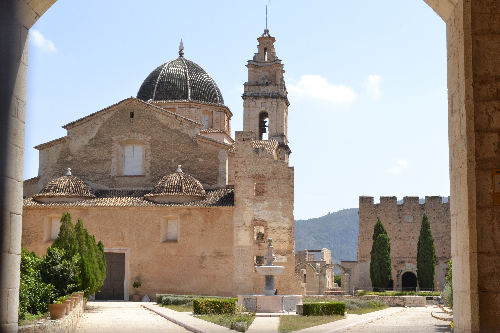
<box><xmin>2</xmin><ymin>1</ymin><xmax>500</xmax><ymax>332</ymax></box>
<box><xmin>401</xmin><ymin>271</ymin><xmax>418</xmax><ymax>292</ymax></box>
<box><xmin>319</xmin><ymin>263</ymin><xmax>350</xmax><ymax>293</ymax></box>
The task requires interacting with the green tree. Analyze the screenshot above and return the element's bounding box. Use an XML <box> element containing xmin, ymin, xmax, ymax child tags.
<box><xmin>443</xmin><ymin>259</ymin><xmax>453</xmax><ymax>306</ymax></box>
<box><xmin>41</xmin><ymin>247</ymin><xmax>80</xmax><ymax>297</ymax></box>
<box><xmin>370</xmin><ymin>218</ymin><xmax>392</xmax><ymax>290</ymax></box>
<box><xmin>417</xmin><ymin>213</ymin><xmax>436</xmax><ymax>290</ymax></box>
<box><xmin>51</xmin><ymin>213</ymin><xmax>106</xmax><ymax>297</ymax></box>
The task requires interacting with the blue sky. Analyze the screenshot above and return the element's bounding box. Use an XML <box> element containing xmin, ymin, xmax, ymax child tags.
<box><xmin>26</xmin><ymin>0</ymin><xmax>448</xmax><ymax>219</ymax></box>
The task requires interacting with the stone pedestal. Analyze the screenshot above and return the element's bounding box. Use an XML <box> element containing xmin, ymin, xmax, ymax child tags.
<box><xmin>237</xmin><ymin>295</ymin><xmax>302</xmax><ymax>313</ymax></box>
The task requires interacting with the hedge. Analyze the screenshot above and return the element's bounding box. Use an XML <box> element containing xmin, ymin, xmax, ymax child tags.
<box><xmin>156</xmin><ymin>294</ymin><xmax>225</xmax><ymax>306</ymax></box>
<box><xmin>193</xmin><ymin>298</ymin><xmax>237</xmax><ymax>315</ymax></box>
<box><xmin>302</xmin><ymin>302</ymin><xmax>346</xmax><ymax>316</ymax></box>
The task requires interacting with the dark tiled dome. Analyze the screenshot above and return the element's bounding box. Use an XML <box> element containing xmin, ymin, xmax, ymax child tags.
<box><xmin>144</xmin><ymin>165</ymin><xmax>206</xmax><ymax>203</ymax></box>
<box><xmin>33</xmin><ymin>169</ymin><xmax>94</xmax><ymax>203</ymax></box>
<box><xmin>137</xmin><ymin>56</ymin><xmax>224</xmax><ymax>106</ymax></box>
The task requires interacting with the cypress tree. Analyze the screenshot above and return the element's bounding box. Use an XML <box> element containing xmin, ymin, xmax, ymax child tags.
<box><xmin>417</xmin><ymin>213</ymin><xmax>436</xmax><ymax>290</ymax></box>
<box><xmin>51</xmin><ymin>213</ymin><xmax>106</xmax><ymax>297</ymax></box>
<box><xmin>370</xmin><ymin>218</ymin><xmax>392</xmax><ymax>290</ymax></box>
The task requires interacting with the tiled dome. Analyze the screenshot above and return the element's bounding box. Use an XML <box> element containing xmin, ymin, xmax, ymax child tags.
<box><xmin>137</xmin><ymin>45</ymin><xmax>224</xmax><ymax>106</ymax></box>
<box><xmin>33</xmin><ymin>168</ymin><xmax>94</xmax><ymax>203</ymax></box>
<box><xmin>144</xmin><ymin>165</ymin><xmax>206</xmax><ymax>203</ymax></box>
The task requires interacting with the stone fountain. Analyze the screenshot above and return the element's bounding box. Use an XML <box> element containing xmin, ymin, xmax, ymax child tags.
<box><xmin>237</xmin><ymin>238</ymin><xmax>302</xmax><ymax>313</ymax></box>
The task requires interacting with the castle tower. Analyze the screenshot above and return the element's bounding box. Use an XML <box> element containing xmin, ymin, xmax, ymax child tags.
<box><xmin>242</xmin><ymin>29</ymin><xmax>290</xmax><ymax>149</ymax></box>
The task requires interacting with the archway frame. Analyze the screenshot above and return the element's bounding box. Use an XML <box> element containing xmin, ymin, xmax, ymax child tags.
<box><xmin>1</xmin><ymin>1</ymin><xmax>492</xmax><ymax>332</ymax></box>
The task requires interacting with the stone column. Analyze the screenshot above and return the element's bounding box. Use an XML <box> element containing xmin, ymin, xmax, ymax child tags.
<box><xmin>0</xmin><ymin>2</ymin><xmax>28</xmax><ymax>331</ymax></box>
<box><xmin>445</xmin><ymin>0</ymin><xmax>500</xmax><ymax>331</ymax></box>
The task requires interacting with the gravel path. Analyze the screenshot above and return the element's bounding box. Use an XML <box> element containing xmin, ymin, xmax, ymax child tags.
<box><xmin>76</xmin><ymin>302</ymin><xmax>189</xmax><ymax>333</ymax></box>
<box><xmin>346</xmin><ymin>306</ymin><xmax>452</xmax><ymax>333</ymax></box>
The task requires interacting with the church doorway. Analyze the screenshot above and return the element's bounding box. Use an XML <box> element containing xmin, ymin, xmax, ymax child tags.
<box><xmin>95</xmin><ymin>253</ymin><xmax>125</xmax><ymax>300</ymax></box>
<box><xmin>401</xmin><ymin>272</ymin><xmax>418</xmax><ymax>291</ymax></box>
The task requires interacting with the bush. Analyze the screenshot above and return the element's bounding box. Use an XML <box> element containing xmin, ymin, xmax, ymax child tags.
<box><xmin>302</xmin><ymin>302</ymin><xmax>346</xmax><ymax>316</ymax></box>
<box><xmin>40</xmin><ymin>247</ymin><xmax>79</xmax><ymax>297</ymax></box>
<box><xmin>18</xmin><ymin>249</ymin><xmax>56</xmax><ymax>322</ymax></box>
<box><xmin>193</xmin><ymin>298</ymin><xmax>237</xmax><ymax>315</ymax></box>
<box><xmin>156</xmin><ymin>294</ymin><xmax>225</xmax><ymax>306</ymax></box>
<box><xmin>334</xmin><ymin>275</ymin><xmax>341</xmax><ymax>287</ymax></box>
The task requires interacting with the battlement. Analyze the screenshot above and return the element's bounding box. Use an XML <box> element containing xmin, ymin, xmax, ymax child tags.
<box><xmin>359</xmin><ymin>195</ymin><xmax>450</xmax><ymax>210</ymax></box>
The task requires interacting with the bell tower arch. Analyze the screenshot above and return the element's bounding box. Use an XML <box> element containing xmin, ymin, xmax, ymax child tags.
<box><xmin>242</xmin><ymin>29</ymin><xmax>290</xmax><ymax>149</ymax></box>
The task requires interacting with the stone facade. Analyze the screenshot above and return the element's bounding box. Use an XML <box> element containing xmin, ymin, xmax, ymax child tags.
<box><xmin>344</xmin><ymin>196</ymin><xmax>451</xmax><ymax>292</ymax></box>
<box><xmin>21</xmin><ymin>30</ymin><xmax>300</xmax><ymax>301</ymax></box>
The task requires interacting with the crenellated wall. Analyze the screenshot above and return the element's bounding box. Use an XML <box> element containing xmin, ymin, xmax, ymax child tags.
<box><xmin>355</xmin><ymin>195</ymin><xmax>451</xmax><ymax>291</ymax></box>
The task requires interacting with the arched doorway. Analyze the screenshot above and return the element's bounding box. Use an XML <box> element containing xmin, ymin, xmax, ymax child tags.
<box><xmin>401</xmin><ymin>272</ymin><xmax>418</xmax><ymax>291</ymax></box>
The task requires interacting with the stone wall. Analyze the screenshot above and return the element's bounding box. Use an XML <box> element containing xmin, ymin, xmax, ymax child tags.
<box><xmin>18</xmin><ymin>299</ymin><xmax>86</xmax><ymax>333</ymax></box>
<box><xmin>357</xmin><ymin>196</ymin><xmax>451</xmax><ymax>290</ymax></box>
<box><xmin>27</xmin><ymin>98</ymin><xmax>231</xmax><ymax>197</ymax></box>
<box><xmin>22</xmin><ymin>206</ymin><xmax>236</xmax><ymax>298</ymax></box>
<box><xmin>304</xmin><ymin>295</ymin><xmax>426</xmax><ymax>307</ymax></box>
<box><xmin>232</xmin><ymin>131</ymin><xmax>301</xmax><ymax>296</ymax></box>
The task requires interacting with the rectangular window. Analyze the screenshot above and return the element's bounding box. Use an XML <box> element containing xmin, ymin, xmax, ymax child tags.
<box><xmin>51</xmin><ymin>217</ymin><xmax>61</xmax><ymax>240</ymax></box>
<box><xmin>202</xmin><ymin>111</ymin><xmax>213</xmax><ymax>129</ymax></box>
<box><xmin>161</xmin><ymin>218</ymin><xmax>179</xmax><ymax>243</ymax></box>
<box><xmin>124</xmin><ymin>145</ymin><xmax>142</xmax><ymax>176</ymax></box>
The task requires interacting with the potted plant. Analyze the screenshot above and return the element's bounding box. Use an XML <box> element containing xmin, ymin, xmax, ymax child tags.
<box><xmin>132</xmin><ymin>281</ymin><xmax>141</xmax><ymax>302</ymax></box>
<box><xmin>66</xmin><ymin>295</ymin><xmax>78</xmax><ymax>309</ymax></box>
<box><xmin>58</xmin><ymin>296</ymin><xmax>70</xmax><ymax>315</ymax></box>
<box><xmin>48</xmin><ymin>301</ymin><xmax>67</xmax><ymax>320</ymax></box>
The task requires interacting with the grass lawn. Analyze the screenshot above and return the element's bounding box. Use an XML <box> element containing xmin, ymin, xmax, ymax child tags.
<box><xmin>197</xmin><ymin>313</ymin><xmax>255</xmax><ymax>331</ymax></box>
<box><xmin>279</xmin><ymin>314</ymin><xmax>344</xmax><ymax>333</ymax></box>
<box><xmin>161</xmin><ymin>303</ymin><xmax>193</xmax><ymax>312</ymax></box>
<box><xmin>279</xmin><ymin>301</ymin><xmax>389</xmax><ymax>333</ymax></box>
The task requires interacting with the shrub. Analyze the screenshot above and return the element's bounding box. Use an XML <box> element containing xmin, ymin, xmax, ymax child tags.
<box><xmin>417</xmin><ymin>213</ymin><xmax>436</xmax><ymax>290</ymax></box>
<box><xmin>193</xmin><ymin>298</ymin><xmax>237</xmax><ymax>315</ymax></box>
<box><xmin>40</xmin><ymin>247</ymin><xmax>79</xmax><ymax>297</ymax></box>
<box><xmin>334</xmin><ymin>275</ymin><xmax>341</xmax><ymax>287</ymax></box>
<box><xmin>302</xmin><ymin>302</ymin><xmax>346</xmax><ymax>316</ymax></box>
<box><xmin>18</xmin><ymin>249</ymin><xmax>56</xmax><ymax>322</ymax></box>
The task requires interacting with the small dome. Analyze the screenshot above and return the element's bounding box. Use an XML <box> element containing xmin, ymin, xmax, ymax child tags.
<box><xmin>137</xmin><ymin>56</ymin><xmax>224</xmax><ymax>106</ymax></box>
<box><xmin>33</xmin><ymin>169</ymin><xmax>94</xmax><ymax>203</ymax></box>
<box><xmin>144</xmin><ymin>165</ymin><xmax>206</xmax><ymax>203</ymax></box>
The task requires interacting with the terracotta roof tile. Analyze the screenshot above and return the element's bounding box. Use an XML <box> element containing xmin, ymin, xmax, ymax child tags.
<box><xmin>252</xmin><ymin>140</ymin><xmax>278</xmax><ymax>156</ymax></box>
<box><xmin>24</xmin><ymin>188</ymin><xmax>234</xmax><ymax>208</ymax></box>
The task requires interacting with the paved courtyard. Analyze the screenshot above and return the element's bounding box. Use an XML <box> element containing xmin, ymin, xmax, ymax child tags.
<box><xmin>76</xmin><ymin>302</ymin><xmax>452</xmax><ymax>333</ymax></box>
<box><xmin>75</xmin><ymin>302</ymin><xmax>189</xmax><ymax>332</ymax></box>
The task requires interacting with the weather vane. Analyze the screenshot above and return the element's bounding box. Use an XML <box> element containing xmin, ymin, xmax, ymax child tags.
<box><xmin>266</xmin><ymin>5</ymin><xmax>268</xmax><ymax>30</ymax></box>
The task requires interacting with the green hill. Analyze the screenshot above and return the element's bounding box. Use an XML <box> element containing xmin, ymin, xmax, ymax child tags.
<box><xmin>295</xmin><ymin>208</ymin><xmax>359</xmax><ymax>262</ymax></box>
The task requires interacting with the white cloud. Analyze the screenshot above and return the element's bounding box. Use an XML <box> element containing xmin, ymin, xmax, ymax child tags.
<box><xmin>30</xmin><ymin>29</ymin><xmax>56</xmax><ymax>52</ymax></box>
<box><xmin>388</xmin><ymin>160</ymin><xmax>409</xmax><ymax>175</ymax></box>
<box><xmin>287</xmin><ymin>75</ymin><xmax>357</xmax><ymax>105</ymax></box>
<box><xmin>365</xmin><ymin>74</ymin><xmax>382</xmax><ymax>100</ymax></box>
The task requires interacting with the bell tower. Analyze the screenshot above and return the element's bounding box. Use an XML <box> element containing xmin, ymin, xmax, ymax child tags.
<box><xmin>242</xmin><ymin>29</ymin><xmax>290</xmax><ymax>150</ymax></box>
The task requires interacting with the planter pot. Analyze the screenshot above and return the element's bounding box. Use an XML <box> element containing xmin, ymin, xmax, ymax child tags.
<box><xmin>70</xmin><ymin>295</ymin><xmax>79</xmax><ymax>305</ymax></box>
<box><xmin>62</xmin><ymin>300</ymin><xmax>71</xmax><ymax>315</ymax></box>
<box><xmin>72</xmin><ymin>294</ymin><xmax>82</xmax><ymax>304</ymax></box>
<box><xmin>133</xmin><ymin>294</ymin><xmax>141</xmax><ymax>302</ymax></box>
<box><xmin>76</xmin><ymin>292</ymin><xmax>85</xmax><ymax>301</ymax></box>
<box><xmin>67</xmin><ymin>296</ymin><xmax>77</xmax><ymax>310</ymax></box>
<box><xmin>48</xmin><ymin>303</ymin><xmax>67</xmax><ymax>320</ymax></box>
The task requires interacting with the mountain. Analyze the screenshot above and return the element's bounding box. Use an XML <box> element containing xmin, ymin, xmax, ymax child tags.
<box><xmin>295</xmin><ymin>208</ymin><xmax>359</xmax><ymax>262</ymax></box>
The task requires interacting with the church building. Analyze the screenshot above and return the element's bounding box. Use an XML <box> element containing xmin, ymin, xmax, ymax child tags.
<box><xmin>22</xmin><ymin>29</ymin><xmax>300</xmax><ymax>300</ymax></box>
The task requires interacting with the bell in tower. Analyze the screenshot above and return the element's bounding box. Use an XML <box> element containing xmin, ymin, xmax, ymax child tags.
<box><xmin>242</xmin><ymin>28</ymin><xmax>290</xmax><ymax>153</ymax></box>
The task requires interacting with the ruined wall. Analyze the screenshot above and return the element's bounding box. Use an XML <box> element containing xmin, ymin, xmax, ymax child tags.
<box><xmin>357</xmin><ymin>196</ymin><xmax>451</xmax><ymax>290</ymax></box>
<box><xmin>22</xmin><ymin>205</ymin><xmax>235</xmax><ymax>298</ymax></box>
<box><xmin>30</xmin><ymin>99</ymin><xmax>230</xmax><ymax>193</ymax></box>
<box><xmin>232</xmin><ymin>131</ymin><xmax>300</xmax><ymax>296</ymax></box>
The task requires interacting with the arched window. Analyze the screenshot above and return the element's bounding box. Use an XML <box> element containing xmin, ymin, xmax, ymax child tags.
<box><xmin>259</xmin><ymin>111</ymin><xmax>269</xmax><ymax>140</ymax></box>
<box><xmin>264</xmin><ymin>47</ymin><xmax>267</xmax><ymax>61</ymax></box>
